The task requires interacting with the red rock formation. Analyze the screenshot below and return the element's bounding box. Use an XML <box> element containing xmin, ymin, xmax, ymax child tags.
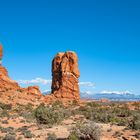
<box><xmin>0</xmin><ymin>45</ymin><xmax>20</xmax><ymax>92</ymax></box>
<box><xmin>0</xmin><ymin>44</ymin><xmax>41</xmax><ymax>98</ymax></box>
<box><xmin>0</xmin><ymin>44</ymin><xmax>80</xmax><ymax>105</ymax></box>
<box><xmin>0</xmin><ymin>65</ymin><xmax>20</xmax><ymax>92</ymax></box>
<box><xmin>51</xmin><ymin>51</ymin><xmax>80</xmax><ymax>100</ymax></box>
<box><xmin>25</xmin><ymin>86</ymin><xmax>41</xmax><ymax>95</ymax></box>
<box><xmin>99</xmin><ymin>98</ymin><xmax>111</xmax><ymax>103</ymax></box>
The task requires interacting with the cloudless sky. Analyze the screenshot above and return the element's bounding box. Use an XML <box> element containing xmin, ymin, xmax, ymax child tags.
<box><xmin>0</xmin><ymin>0</ymin><xmax>140</xmax><ymax>94</ymax></box>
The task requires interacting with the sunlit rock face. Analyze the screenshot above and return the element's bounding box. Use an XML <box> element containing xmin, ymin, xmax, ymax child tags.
<box><xmin>51</xmin><ymin>51</ymin><xmax>80</xmax><ymax>100</ymax></box>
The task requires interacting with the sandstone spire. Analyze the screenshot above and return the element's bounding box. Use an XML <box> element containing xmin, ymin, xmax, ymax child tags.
<box><xmin>51</xmin><ymin>51</ymin><xmax>80</xmax><ymax>100</ymax></box>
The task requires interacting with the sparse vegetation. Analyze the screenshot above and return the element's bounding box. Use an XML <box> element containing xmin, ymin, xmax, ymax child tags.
<box><xmin>22</xmin><ymin>130</ymin><xmax>34</xmax><ymax>138</ymax></box>
<box><xmin>69</xmin><ymin>121</ymin><xmax>101</xmax><ymax>140</ymax></box>
<box><xmin>129</xmin><ymin>113</ymin><xmax>140</xmax><ymax>130</ymax></box>
<box><xmin>0</xmin><ymin>101</ymin><xmax>140</xmax><ymax>139</ymax></box>
<box><xmin>47</xmin><ymin>133</ymin><xmax>57</xmax><ymax>140</ymax></box>
<box><xmin>75</xmin><ymin>101</ymin><xmax>140</xmax><ymax>128</ymax></box>
<box><xmin>0</xmin><ymin>126</ymin><xmax>15</xmax><ymax>134</ymax></box>
<box><xmin>34</xmin><ymin>102</ymin><xmax>70</xmax><ymax>126</ymax></box>
<box><xmin>0</xmin><ymin>102</ymin><xmax>12</xmax><ymax>110</ymax></box>
<box><xmin>3</xmin><ymin>134</ymin><xmax>16</xmax><ymax>140</ymax></box>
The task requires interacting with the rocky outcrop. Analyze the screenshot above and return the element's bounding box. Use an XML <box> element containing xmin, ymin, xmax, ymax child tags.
<box><xmin>51</xmin><ymin>51</ymin><xmax>80</xmax><ymax>100</ymax></box>
<box><xmin>0</xmin><ymin>44</ymin><xmax>80</xmax><ymax>105</ymax></box>
<box><xmin>0</xmin><ymin>44</ymin><xmax>41</xmax><ymax>97</ymax></box>
<box><xmin>0</xmin><ymin>66</ymin><xmax>20</xmax><ymax>92</ymax></box>
<box><xmin>24</xmin><ymin>86</ymin><xmax>41</xmax><ymax>95</ymax></box>
<box><xmin>0</xmin><ymin>45</ymin><xmax>20</xmax><ymax>92</ymax></box>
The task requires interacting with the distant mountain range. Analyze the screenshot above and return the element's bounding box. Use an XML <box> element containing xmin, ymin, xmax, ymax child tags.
<box><xmin>81</xmin><ymin>92</ymin><xmax>140</xmax><ymax>101</ymax></box>
<box><xmin>43</xmin><ymin>90</ymin><xmax>140</xmax><ymax>101</ymax></box>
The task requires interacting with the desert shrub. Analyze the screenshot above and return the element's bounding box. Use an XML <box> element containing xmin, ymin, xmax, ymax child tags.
<box><xmin>115</xmin><ymin>118</ymin><xmax>129</xmax><ymax>126</ymax></box>
<box><xmin>1</xmin><ymin>120</ymin><xmax>8</xmax><ymax>124</ymax></box>
<box><xmin>112</xmin><ymin>131</ymin><xmax>123</xmax><ymax>138</ymax></box>
<box><xmin>112</xmin><ymin>106</ymin><xmax>132</xmax><ymax>117</ymax></box>
<box><xmin>51</xmin><ymin>100</ymin><xmax>64</xmax><ymax>109</ymax></box>
<box><xmin>129</xmin><ymin>113</ymin><xmax>140</xmax><ymax>130</ymax></box>
<box><xmin>0</xmin><ymin>102</ymin><xmax>12</xmax><ymax>110</ymax></box>
<box><xmin>0</xmin><ymin>110</ymin><xmax>9</xmax><ymax>118</ymax></box>
<box><xmin>14</xmin><ymin>104</ymin><xmax>35</xmax><ymax>122</ymax></box>
<box><xmin>17</xmin><ymin>137</ymin><xmax>23</xmax><ymax>140</ymax></box>
<box><xmin>47</xmin><ymin>133</ymin><xmax>57</xmax><ymax>140</ymax></box>
<box><xmin>86</xmin><ymin>102</ymin><xmax>100</xmax><ymax>108</ymax></box>
<box><xmin>134</xmin><ymin>132</ymin><xmax>140</xmax><ymax>139</ymax></box>
<box><xmin>34</xmin><ymin>103</ymin><xmax>71</xmax><ymax>126</ymax></box>
<box><xmin>14</xmin><ymin>103</ymin><xmax>33</xmax><ymax>114</ymax></box>
<box><xmin>81</xmin><ymin>107</ymin><xmax>115</xmax><ymax>124</ymax></box>
<box><xmin>69</xmin><ymin>121</ymin><xmax>101</xmax><ymax>140</ymax></box>
<box><xmin>17</xmin><ymin>89</ymin><xmax>23</xmax><ymax>93</ymax></box>
<box><xmin>0</xmin><ymin>126</ymin><xmax>14</xmax><ymax>133</ymax></box>
<box><xmin>22</xmin><ymin>130</ymin><xmax>34</xmax><ymax>138</ymax></box>
<box><xmin>71</xmin><ymin>100</ymin><xmax>79</xmax><ymax>106</ymax></box>
<box><xmin>17</xmin><ymin>126</ymin><xmax>34</xmax><ymax>138</ymax></box>
<box><xmin>3</xmin><ymin>134</ymin><xmax>16</xmax><ymax>140</ymax></box>
<box><xmin>14</xmin><ymin>104</ymin><xmax>24</xmax><ymax>113</ymax></box>
<box><xmin>0</xmin><ymin>126</ymin><xmax>7</xmax><ymax>133</ymax></box>
<box><xmin>17</xmin><ymin>126</ymin><xmax>29</xmax><ymax>133</ymax></box>
<box><xmin>68</xmin><ymin>131</ymin><xmax>79</xmax><ymax>140</ymax></box>
<box><xmin>76</xmin><ymin>102</ymin><xmax>139</xmax><ymax>128</ymax></box>
<box><xmin>24</xmin><ymin>103</ymin><xmax>34</xmax><ymax>112</ymax></box>
<box><xmin>21</xmin><ymin>113</ymin><xmax>35</xmax><ymax>123</ymax></box>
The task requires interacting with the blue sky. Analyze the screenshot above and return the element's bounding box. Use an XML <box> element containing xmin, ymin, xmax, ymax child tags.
<box><xmin>0</xmin><ymin>0</ymin><xmax>140</xmax><ymax>94</ymax></box>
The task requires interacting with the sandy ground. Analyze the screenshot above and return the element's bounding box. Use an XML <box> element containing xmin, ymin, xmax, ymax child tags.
<box><xmin>0</xmin><ymin>115</ymin><xmax>139</xmax><ymax>140</ymax></box>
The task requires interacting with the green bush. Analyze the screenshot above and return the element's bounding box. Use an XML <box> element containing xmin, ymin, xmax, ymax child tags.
<box><xmin>3</xmin><ymin>134</ymin><xmax>16</xmax><ymax>140</ymax></box>
<box><xmin>68</xmin><ymin>131</ymin><xmax>79</xmax><ymax>140</ymax></box>
<box><xmin>129</xmin><ymin>114</ymin><xmax>140</xmax><ymax>130</ymax></box>
<box><xmin>0</xmin><ymin>102</ymin><xmax>12</xmax><ymax>110</ymax></box>
<box><xmin>86</xmin><ymin>102</ymin><xmax>100</xmax><ymax>108</ymax></box>
<box><xmin>0</xmin><ymin>126</ymin><xmax>14</xmax><ymax>133</ymax></box>
<box><xmin>23</xmin><ymin>130</ymin><xmax>34</xmax><ymax>138</ymax></box>
<box><xmin>76</xmin><ymin>102</ymin><xmax>140</xmax><ymax>128</ymax></box>
<box><xmin>134</xmin><ymin>132</ymin><xmax>140</xmax><ymax>139</ymax></box>
<box><xmin>47</xmin><ymin>133</ymin><xmax>57</xmax><ymax>140</ymax></box>
<box><xmin>51</xmin><ymin>100</ymin><xmax>64</xmax><ymax>109</ymax></box>
<box><xmin>0</xmin><ymin>110</ymin><xmax>9</xmax><ymax>118</ymax></box>
<box><xmin>34</xmin><ymin>103</ymin><xmax>69</xmax><ymax>126</ymax></box>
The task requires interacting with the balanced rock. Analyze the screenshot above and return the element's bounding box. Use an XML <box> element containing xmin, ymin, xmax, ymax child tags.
<box><xmin>51</xmin><ymin>51</ymin><xmax>80</xmax><ymax>100</ymax></box>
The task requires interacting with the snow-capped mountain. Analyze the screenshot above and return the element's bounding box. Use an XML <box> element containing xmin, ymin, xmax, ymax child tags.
<box><xmin>81</xmin><ymin>91</ymin><xmax>140</xmax><ymax>101</ymax></box>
